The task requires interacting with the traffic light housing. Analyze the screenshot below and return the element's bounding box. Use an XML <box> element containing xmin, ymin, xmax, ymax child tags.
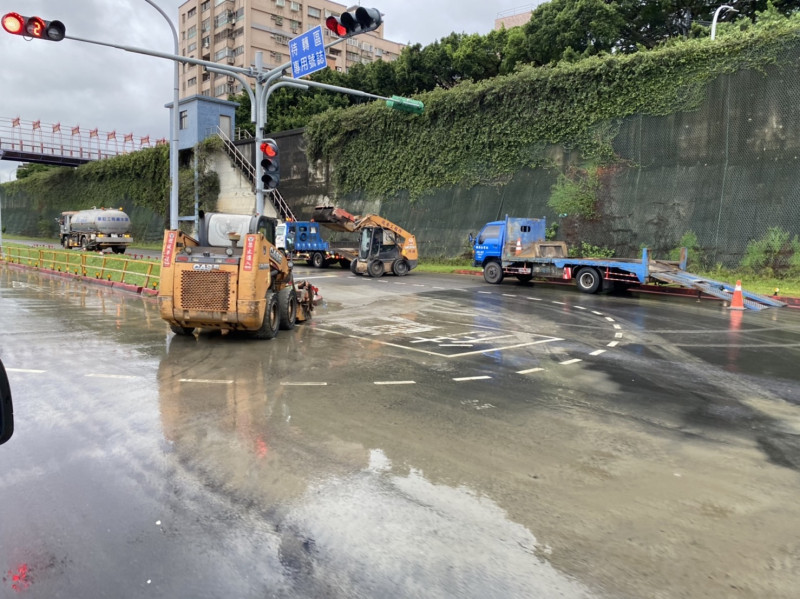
<box><xmin>325</xmin><ymin>7</ymin><xmax>381</xmax><ymax>38</ymax></box>
<box><xmin>260</xmin><ymin>139</ymin><xmax>280</xmax><ymax>190</ymax></box>
<box><xmin>2</xmin><ymin>12</ymin><xmax>65</xmax><ymax>41</ymax></box>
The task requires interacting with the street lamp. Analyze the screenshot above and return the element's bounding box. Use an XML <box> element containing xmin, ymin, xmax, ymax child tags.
<box><xmin>711</xmin><ymin>5</ymin><xmax>738</xmax><ymax>40</ymax></box>
<box><xmin>144</xmin><ymin>0</ymin><xmax>180</xmax><ymax>231</ymax></box>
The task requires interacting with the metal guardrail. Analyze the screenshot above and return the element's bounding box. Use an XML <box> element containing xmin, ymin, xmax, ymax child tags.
<box><xmin>0</xmin><ymin>245</ymin><xmax>160</xmax><ymax>291</ymax></box>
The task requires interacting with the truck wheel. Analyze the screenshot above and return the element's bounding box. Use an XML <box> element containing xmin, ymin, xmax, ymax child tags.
<box><xmin>62</xmin><ymin>237</ymin><xmax>70</xmax><ymax>250</ymax></box>
<box><xmin>392</xmin><ymin>259</ymin><xmax>410</xmax><ymax>276</ymax></box>
<box><xmin>311</xmin><ymin>252</ymin><xmax>325</xmax><ymax>268</ymax></box>
<box><xmin>367</xmin><ymin>260</ymin><xmax>384</xmax><ymax>278</ymax></box>
<box><xmin>576</xmin><ymin>268</ymin><xmax>601</xmax><ymax>294</ymax></box>
<box><xmin>252</xmin><ymin>291</ymin><xmax>280</xmax><ymax>340</ymax></box>
<box><xmin>350</xmin><ymin>259</ymin><xmax>359</xmax><ymax>275</ymax></box>
<box><xmin>278</xmin><ymin>287</ymin><xmax>298</xmax><ymax>330</ymax></box>
<box><xmin>112</xmin><ymin>246</ymin><xmax>126</xmax><ymax>255</ymax></box>
<box><xmin>169</xmin><ymin>324</ymin><xmax>195</xmax><ymax>336</ymax></box>
<box><xmin>483</xmin><ymin>262</ymin><xmax>504</xmax><ymax>284</ymax></box>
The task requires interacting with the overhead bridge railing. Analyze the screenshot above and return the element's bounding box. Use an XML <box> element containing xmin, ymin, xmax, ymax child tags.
<box><xmin>1</xmin><ymin>245</ymin><xmax>161</xmax><ymax>291</ymax></box>
<box><xmin>649</xmin><ymin>270</ymin><xmax>785</xmax><ymax>310</ymax></box>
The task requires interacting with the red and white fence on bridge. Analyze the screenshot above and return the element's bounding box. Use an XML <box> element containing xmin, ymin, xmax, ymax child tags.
<box><xmin>0</xmin><ymin>116</ymin><xmax>166</xmax><ymax>164</ymax></box>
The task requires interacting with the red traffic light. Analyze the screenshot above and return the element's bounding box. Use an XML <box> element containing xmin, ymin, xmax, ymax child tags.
<box><xmin>2</xmin><ymin>12</ymin><xmax>65</xmax><ymax>41</ymax></box>
<box><xmin>259</xmin><ymin>141</ymin><xmax>277</xmax><ymax>158</ymax></box>
<box><xmin>260</xmin><ymin>139</ymin><xmax>280</xmax><ymax>190</ymax></box>
<box><xmin>325</xmin><ymin>7</ymin><xmax>381</xmax><ymax>38</ymax></box>
<box><xmin>1</xmin><ymin>12</ymin><xmax>24</xmax><ymax>34</ymax></box>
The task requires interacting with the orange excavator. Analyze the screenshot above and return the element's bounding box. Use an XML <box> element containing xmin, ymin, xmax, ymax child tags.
<box><xmin>311</xmin><ymin>207</ymin><xmax>418</xmax><ymax>277</ymax></box>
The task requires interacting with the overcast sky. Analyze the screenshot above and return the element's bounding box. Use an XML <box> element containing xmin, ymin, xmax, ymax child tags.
<box><xmin>0</xmin><ymin>0</ymin><xmax>541</xmax><ymax>182</ymax></box>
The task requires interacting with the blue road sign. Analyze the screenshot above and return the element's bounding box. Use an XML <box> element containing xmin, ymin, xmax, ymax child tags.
<box><xmin>288</xmin><ymin>25</ymin><xmax>327</xmax><ymax>79</ymax></box>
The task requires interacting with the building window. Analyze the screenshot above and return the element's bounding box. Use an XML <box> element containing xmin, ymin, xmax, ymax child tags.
<box><xmin>201</xmin><ymin>1</ymin><xmax>210</xmax><ymax>12</ymax></box>
<box><xmin>179</xmin><ymin>111</ymin><xmax>188</xmax><ymax>130</ymax></box>
<box><xmin>233</xmin><ymin>45</ymin><xmax>244</xmax><ymax>56</ymax></box>
<box><xmin>274</xmin><ymin>34</ymin><xmax>290</xmax><ymax>45</ymax></box>
<box><xmin>235</xmin><ymin>8</ymin><xmax>245</xmax><ymax>21</ymax></box>
<box><xmin>202</xmin><ymin>18</ymin><xmax>210</xmax><ymax>32</ymax></box>
<box><xmin>290</xmin><ymin>2</ymin><xmax>301</xmax><ymax>12</ymax></box>
<box><xmin>202</xmin><ymin>36</ymin><xmax>210</xmax><ymax>49</ymax></box>
<box><xmin>187</xmin><ymin>25</ymin><xmax>197</xmax><ymax>39</ymax></box>
<box><xmin>188</xmin><ymin>7</ymin><xmax>197</xmax><ymax>18</ymax></box>
<box><xmin>214</xmin><ymin>83</ymin><xmax>228</xmax><ymax>96</ymax></box>
<box><xmin>215</xmin><ymin>0</ymin><xmax>227</xmax><ymax>6</ymax></box>
<box><xmin>214</xmin><ymin>48</ymin><xmax>229</xmax><ymax>61</ymax></box>
<box><xmin>188</xmin><ymin>42</ymin><xmax>197</xmax><ymax>52</ymax></box>
<box><xmin>187</xmin><ymin>77</ymin><xmax>197</xmax><ymax>86</ymax></box>
<box><xmin>276</xmin><ymin>0</ymin><xmax>286</xmax><ymax>6</ymax></box>
<box><xmin>308</xmin><ymin>6</ymin><xmax>321</xmax><ymax>18</ymax></box>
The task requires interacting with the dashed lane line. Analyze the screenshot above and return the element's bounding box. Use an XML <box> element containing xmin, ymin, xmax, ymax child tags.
<box><xmin>559</xmin><ymin>358</ymin><xmax>583</xmax><ymax>365</ymax></box>
<box><xmin>453</xmin><ymin>375</ymin><xmax>492</xmax><ymax>382</ymax></box>
<box><xmin>280</xmin><ymin>381</ymin><xmax>329</xmax><ymax>386</ymax></box>
<box><xmin>517</xmin><ymin>367</ymin><xmax>545</xmax><ymax>374</ymax></box>
<box><xmin>178</xmin><ymin>378</ymin><xmax>233</xmax><ymax>384</ymax></box>
<box><xmin>374</xmin><ymin>381</ymin><xmax>416</xmax><ymax>385</ymax></box>
<box><xmin>6</xmin><ymin>368</ymin><xmax>46</xmax><ymax>374</ymax></box>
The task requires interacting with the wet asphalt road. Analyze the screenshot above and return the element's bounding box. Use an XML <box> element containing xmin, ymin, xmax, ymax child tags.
<box><xmin>1</xmin><ymin>263</ymin><xmax>800</xmax><ymax>598</ymax></box>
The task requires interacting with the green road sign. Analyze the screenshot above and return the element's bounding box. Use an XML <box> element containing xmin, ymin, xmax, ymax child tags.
<box><xmin>386</xmin><ymin>95</ymin><xmax>424</xmax><ymax>115</ymax></box>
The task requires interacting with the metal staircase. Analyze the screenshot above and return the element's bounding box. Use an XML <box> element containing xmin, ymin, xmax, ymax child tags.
<box><xmin>648</xmin><ymin>270</ymin><xmax>785</xmax><ymax>310</ymax></box>
<box><xmin>215</xmin><ymin>127</ymin><xmax>296</xmax><ymax>221</ymax></box>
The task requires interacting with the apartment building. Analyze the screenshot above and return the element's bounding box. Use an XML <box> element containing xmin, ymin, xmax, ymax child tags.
<box><xmin>177</xmin><ymin>0</ymin><xmax>405</xmax><ymax>100</ymax></box>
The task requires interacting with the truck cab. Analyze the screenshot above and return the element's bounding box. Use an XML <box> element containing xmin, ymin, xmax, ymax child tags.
<box><xmin>472</xmin><ymin>217</ymin><xmax>547</xmax><ymax>267</ymax></box>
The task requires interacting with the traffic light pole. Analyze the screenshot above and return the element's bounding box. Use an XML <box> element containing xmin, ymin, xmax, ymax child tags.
<box><xmin>30</xmin><ymin>22</ymin><xmax>419</xmax><ymax>224</ymax></box>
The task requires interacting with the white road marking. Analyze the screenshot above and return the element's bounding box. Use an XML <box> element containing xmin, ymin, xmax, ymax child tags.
<box><xmin>432</xmin><ymin>286</ymin><xmax>446</xmax><ymax>290</ymax></box>
<box><xmin>607</xmin><ymin>341</ymin><xmax>620</xmax><ymax>347</ymax></box>
<box><xmin>440</xmin><ymin>344</ymin><xmax>474</xmax><ymax>348</ymax></box>
<box><xmin>517</xmin><ymin>367</ymin><xmax>545</xmax><ymax>374</ymax></box>
<box><xmin>615</xmin><ymin>332</ymin><xmax>623</xmax><ymax>338</ymax></box>
<box><xmin>6</xmin><ymin>368</ymin><xmax>46</xmax><ymax>373</ymax></box>
<box><xmin>503</xmin><ymin>294</ymin><xmax>517</xmax><ymax>297</ymax></box>
<box><xmin>605</xmin><ymin>317</ymin><xmax>615</xmax><ymax>322</ymax></box>
<box><xmin>280</xmin><ymin>382</ymin><xmax>329</xmax><ymax>386</ymax></box>
<box><xmin>453</xmin><ymin>375</ymin><xmax>492</xmax><ymax>382</ymax></box>
<box><xmin>574</xmin><ymin>306</ymin><xmax>587</xmax><ymax>310</ymax></box>
<box><xmin>590</xmin><ymin>349</ymin><xmax>606</xmax><ymax>356</ymax></box>
<box><xmin>178</xmin><ymin>378</ymin><xmax>233</xmax><ymax>384</ymax></box>
<box><xmin>592</xmin><ymin>311</ymin><xmax>604</xmax><ymax>316</ymax></box>
<box><xmin>559</xmin><ymin>359</ymin><xmax>583</xmax><ymax>365</ymax></box>
<box><xmin>552</xmin><ymin>301</ymin><xmax>566</xmax><ymax>305</ymax></box>
<box><xmin>613</xmin><ymin>324</ymin><xmax>622</xmax><ymax>330</ymax></box>
<box><xmin>413</xmin><ymin>284</ymin><xmax>426</xmax><ymax>287</ymax></box>
<box><xmin>86</xmin><ymin>374</ymin><xmax>139</xmax><ymax>380</ymax></box>
<box><xmin>478</xmin><ymin>291</ymin><xmax>492</xmax><ymax>294</ymax></box>
<box><xmin>527</xmin><ymin>297</ymin><xmax>542</xmax><ymax>301</ymax></box>
<box><xmin>374</xmin><ymin>380</ymin><xmax>416</xmax><ymax>385</ymax></box>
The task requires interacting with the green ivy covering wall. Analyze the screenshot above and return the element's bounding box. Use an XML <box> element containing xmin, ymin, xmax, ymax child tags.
<box><xmin>0</xmin><ymin>140</ymin><xmax>221</xmax><ymax>242</ymax></box>
<box><xmin>305</xmin><ymin>19</ymin><xmax>800</xmax><ymax>202</ymax></box>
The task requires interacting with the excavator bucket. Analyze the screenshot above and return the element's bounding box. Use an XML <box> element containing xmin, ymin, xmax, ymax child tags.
<box><xmin>312</xmin><ymin>206</ymin><xmax>359</xmax><ymax>232</ymax></box>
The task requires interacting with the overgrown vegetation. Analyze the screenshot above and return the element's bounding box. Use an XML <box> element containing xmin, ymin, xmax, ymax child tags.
<box><xmin>303</xmin><ymin>10</ymin><xmax>800</xmax><ymax>202</ymax></box>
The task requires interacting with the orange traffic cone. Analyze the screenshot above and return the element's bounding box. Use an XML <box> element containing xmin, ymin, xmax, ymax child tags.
<box><xmin>515</xmin><ymin>237</ymin><xmax>522</xmax><ymax>255</ymax></box>
<box><xmin>729</xmin><ymin>280</ymin><xmax>745</xmax><ymax>311</ymax></box>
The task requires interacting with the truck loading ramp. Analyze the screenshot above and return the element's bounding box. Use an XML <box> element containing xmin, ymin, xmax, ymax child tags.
<box><xmin>648</xmin><ymin>267</ymin><xmax>785</xmax><ymax>310</ymax></box>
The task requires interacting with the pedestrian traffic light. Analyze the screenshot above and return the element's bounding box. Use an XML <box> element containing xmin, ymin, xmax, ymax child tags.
<box><xmin>325</xmin><ymin>7</ymin><xmax>381</xmax><ymax>38</ymax></box>
<box><xmin>1</xmin><ymin>12</ymin><xmax>65</xmax><ymax>41</ymax></box>
<box><xmin>260</xmin><ymin>139</ymin><xmax>280</xmax><ymax>190</ymax></box>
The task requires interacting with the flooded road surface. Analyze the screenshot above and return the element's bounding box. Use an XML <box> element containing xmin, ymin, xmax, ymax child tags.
<box><xmin>1</xmin><ymin>264</ymin><xmax>800</xmax><ymax>598</ymax></box>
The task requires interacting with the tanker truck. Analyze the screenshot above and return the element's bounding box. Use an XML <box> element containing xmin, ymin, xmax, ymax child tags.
<box><xmin>58</xmin><ymin>208</ymin><xmax>133</xmax><ymax>254</ymax></box>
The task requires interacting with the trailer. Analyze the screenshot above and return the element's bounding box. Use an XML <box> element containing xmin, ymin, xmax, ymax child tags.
<box><xmin>472</xmin><ymin>216</ymin><xmax>785</xmax><ymax>310</ymax></box>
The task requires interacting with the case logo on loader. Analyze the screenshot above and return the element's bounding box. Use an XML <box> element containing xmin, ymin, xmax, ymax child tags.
<box><xmin>193</xmin><ymin>264</ymin><xmax>219</xmax><ymax>271</ymax></box>
<box><xmin>269</xmin><ymin>246</ymin><xmax>283</xmax><ymax>265</ymax></box>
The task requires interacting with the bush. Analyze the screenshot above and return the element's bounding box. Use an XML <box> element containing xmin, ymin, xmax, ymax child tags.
<box><xmin>740</xmin><ymin>227</ymin><xmax>800</xmax><ymax>278</ymax></box>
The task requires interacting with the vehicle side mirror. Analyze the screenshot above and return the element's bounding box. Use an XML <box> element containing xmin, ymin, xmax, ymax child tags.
<box><xmin>285</xmin><ymin>236</ymin><xmax>295</xmax><ymax>252</ymax></box>
<box><xmin>0</xmin><ymin>358</ymin><xmax>13</xmax><ymax>445</ymax></box>
<box><xmin>468</xmin><ymin>233</ymin><xmax>475</xmax><ymax>245</ymax></box>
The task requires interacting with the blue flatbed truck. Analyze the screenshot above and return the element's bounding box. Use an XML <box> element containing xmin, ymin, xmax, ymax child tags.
<box><xmin>471</xmin><ymin>216</ymin><xmax>785</xmax><ymax>310</ymax></box>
